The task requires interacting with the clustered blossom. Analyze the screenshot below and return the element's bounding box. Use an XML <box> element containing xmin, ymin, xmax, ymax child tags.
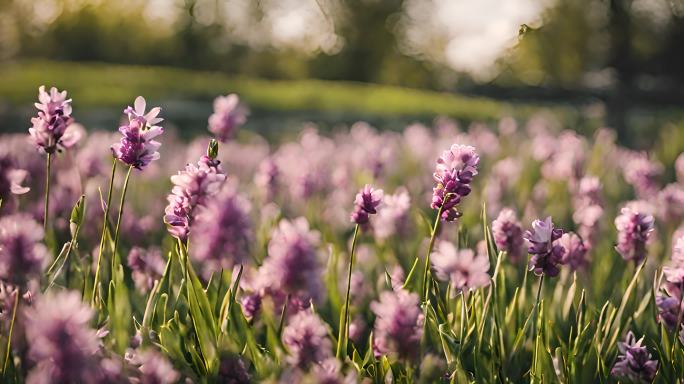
<box><xmin>611</xmin><ymin>331</ymin><xmax>658</xmax><ymax>383</ymax></box>
<box><xmin>371</xmin><ymin>289</ymin><xmax>424</xmax><ymax>361</ymax></box>
<box><xmin>282</xmin><ymin>311</ymin><xmax>332</xmax><ymax>369</ymax></box>
<box><xmin>0</xmin><ymin>214</ymin><xmax>48</xmax><ymax>287</ymax></box>
<box><xmin>524</xmin><ymin>217</ymin><xmax>565</xmax><ymax>277</ymax></box>
<box><xmin>164</xmin><ymin>152</ymin><xmax>226</xmax><ymax>240</ymax></box>
<box><xmin>430</xmin><ymin>241</ymin><xmax>490</xmax><ymax>292</ymax></box>
<box><xmin>29</xmin><ymin>86</ymin><xmax>79</xmax><ymax>154</ymax></box>
<box><xmin>557</xmin><ymin>232</ymin><xmax>588</xmax><ymax>271</ymax></box>
<box><xmin>657</xmin><ymin>183</ymin><xmax>684</xmax><ymax>224</ymax></box>
<box><xmin>350</xmin><ymin>184</ymin><xmax>383</xmax><ymax>224</ymax></box>
<box><xmin>257</xmin><ymin>217</ymin><xmax>323</xmax><ymax>304</ymax></box>
<box><xmin>431</xmin><ymin>144</ymin><xmax>480</xmax><ymax>221</ymax></box>
<box><xmin>374</xmin><ymin>187</ymin><xmax>411</xmax><ymax>241</ymax></box>
<box><xmin>218</xmin><ymin>354</ymin><xmax>251</xmax><ymax>383</ymax></box>
<box><xmin>492</xmin><ymin>208</ymin><xmax>525</xmax><ymax>262</ymax></box>
<box><xmin>208</xmin><ymin>94</ymin><xmax>248</xmax><ymax>142</ymax></box>
<box><xmin>656</xmin><ymin>235</ymin><xmax>684</xmax><ymax>330</ymax></box>
<box><xmin>622</xmin><ymin>154</ymin><xmax>663</xmax><ymax>198</ymax></box>
<box><xmin>25</xmin><ymin>291</ymin><xmax>102</xmax><ymax>383</ymax></box>
<box><xmin>614</xmin><ymin>206</ymin><xmax>655</xmax><ymax>263</ymax></box>
<box><xmin>189</xmin><ymin>183</ymin><xmax>253</xmax><ymax>279</ymax></box>
<box><xmin>129</xmin><ymin>349</ymin><xmax>180</xmax><ymax>384</ymax></box>
<box><xmin>111</xmin><ymin>96</ymin><xmax>164</xmax><ymax>170</ymax></box>
<box><xmin>127</xmin><ymin>247</ymin><xmax>166</xmax><ymax>293</ymax></box>
<box><xmin>254</xmin><ymin>157</ymin><xmax>279</xmax><ymax>201</ymax></box>
<box><xmin>572</xmin><ymin>176</ymin><xmax>604</xmax><ymax>249</ymax></box>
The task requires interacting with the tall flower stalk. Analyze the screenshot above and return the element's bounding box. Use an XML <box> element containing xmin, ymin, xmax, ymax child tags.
<box><xmin>92</xmin><ymin>158</ymin><xmax>117</xmax><ymax>306</ymax></box>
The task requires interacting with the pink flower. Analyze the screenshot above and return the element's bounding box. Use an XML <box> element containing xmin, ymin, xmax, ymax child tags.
<box><xmin>29</xmin><ymin>86</ymin><xmax>78</xmax><ymax>154</ymax></box>
<box><xmin>371</xmin><ymin>289</ymin><xmax>424</xmax><ymax>361</ymax></box>
<box><xmin>208</xmin><ymin>94</ymin><xmax>248</xmax><ymax>142</ymax></box>
<box><xmin>350</xmin><ymin>184</ymin><xmax>383</xmax><ymax>224</ymax></box>
<box><xmin>431</xmin><ymin>241</ymin><xmax>490</xmax><ymax>292</ymax></box>
<box><xmin>492</xmin><ymin>208</ymin><xmax>525</xmax><ymax>262</ymax></box>
<box><xmin>614</xmin><ymin>206</ymin><xmax>654</xmax><ymax>263</ymax></box>
<box><xmin>431</xmin><ymin>144</ymin><xmax>480</xmax><ymax>221</ymax></box>
<box><xmin>111</xmin><ymin>96</ymin><xmax>164</xmax><ymax>170</ymax></box>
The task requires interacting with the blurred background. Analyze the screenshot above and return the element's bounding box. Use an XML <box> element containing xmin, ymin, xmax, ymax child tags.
<box><xmin>1</xmin><ymin>0</ymin><xmax>684</xmax><ymax>146</ymax></box>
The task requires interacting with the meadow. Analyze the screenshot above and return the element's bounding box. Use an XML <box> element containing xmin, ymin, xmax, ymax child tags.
<box><xmin>0</xmin><ymin>85</ymin><xmax>683</xmax><ymax>383</ymax></box>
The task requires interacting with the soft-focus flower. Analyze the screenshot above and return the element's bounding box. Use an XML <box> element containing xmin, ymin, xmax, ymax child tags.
<box><xmin>111</xmin><ymin>97</ymin><xmax>163</xmax><ymax>170</ymax></box>
<box><xmin>524</xmin><ymin>217</ymin><xmax>565</xmax><ymax>277</ymax></box>
<box><xmin>25</xmin><ymin>291</ymin><xmax>102</xmax><ymax>383</ymax></box>
<box><xmin>572</xmin><ymin>176</ymin><xmax>604</xmax><ymax>249</ymax></box>
<box><xmin>131</xmin><ymin>349</ymin><xmax>179</xmax><ymax>384</ymax></box>
<box><xmin>371</xmin><ymin>289</ymin><xmax>424</xmax><ymax>361</ymax></box>
<box><xmin>0</xmin><ymin>214</ymin><xmax>48</xmax><ymax>287</ymax></box>
<box><xmin>282</xmin><ymin>310</ymin><xmax>333</xmax><ymax>369</ymax></box>
<box><xmin>374</xmin><ymin>187</ymin><xmax>411</xmax><ymax>241</ymax></box>
<box><xmin>190</xmin><ymin>182</ymin><xmax>253</xmax><ymax>279</ymax></box>
<box><xmin>431</xmin><ymin>144</ymin><xmax>480</xmax><ymax>221</ymax></box>
<box><xmin>614</xmin><ymin>207</ymin><xmax>654</xmax><ymax>263</ymax></box>
<box><xmin>254</xmin><ymin>156</ymin><xmax>279</xmax><ymax>201</ymax></box>
<box><xmin>0</xmin><ymin>157</ymin><xmax>30</xmax><ymax>212</ymax></box>
<box><xmin>28</xmin><ymin>86</ymin><xmax>77</xmax><ymax>154</ymax></box>
<box><xmin>164</xmin><ymin>153</ymin><xmax>226</xmax><ymax>240</ymax></box>
<box><xmin>257</xmin><ymin>217</ymin><xmax>323</xmax><ymax>303</ymax></box>
<box><xmin>611</xmin><ymin>331</ymin><xmax>658</xmax><ymax>383</ymax></box>
<box><xmin>240</xmin><ymin>292</ymin><xmax>262</xmax><ymax>321</ymax></box>
<box><xmin>306</xmin><ymin>358</ymin><xmax>356</xmax><ymax>384</ymax></box>
<box><xmin>492</xmin><ymin>208</ymin><xmax>525</xmax><ymax>262</ymax></box>
<box><xmin>430</xmin><ymin>241</ymin><xmax>490</xmax><ymax>292</ymax></box>
<box><xmin>622</xmin><ymin>154</ymin><xmax>662</xmax><ymax>198</ymax></box>
<box><xmin>676</xmin><ymin>152</ymin><xmax>684</xmax><ymax>183</ymax></box>
<box><xmin>557</xmin><ymin>232</ymin><xmax>588</xmax><ymax>270</ymax></box>
<box><xmin>208</xmin><ymin>94</ymin><xmax>247</xmax><ymax>142</ymax></box>
<box><xmin>657</xmin><ymin>183</ymin><xmax>684</xmax><ymax>224</ymax></box>
<box><xmin>350</xmin><ymin>184</ymin><xmax>383</xmax><ymax>224</ymax></box>
<box><xmin>127</xmin><ymin>247</ymin><xmax>166</xmax><ymax>293</ymax></box>
<box><xmin>218</xmin><ymin>354</ymin><xmax>251</xmax><ymax>383</ymax></box>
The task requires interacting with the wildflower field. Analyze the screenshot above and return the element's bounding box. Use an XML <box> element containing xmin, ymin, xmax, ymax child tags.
<box><xmin>1</xmin><ymin>86</ymin><xmax>684</xmax><ymax>383</ymax></box>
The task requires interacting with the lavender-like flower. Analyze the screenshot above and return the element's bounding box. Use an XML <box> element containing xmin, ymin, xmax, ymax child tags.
<box><xmin>189</xmin><ymin>183</ymin><xmax>253</xmax><ymax>279</ymax></box>
<box><xmin>130</xmin><ymin>349</ymin><xmax>180</xmax><ymax>384</ymax></box>
<box><xmin>614</xmin><ymin>206</ymin><xmax>655</xmax><ymax>263</ymax></box>
<box><xmin>492</xmin><ymin>208</ymin><xmax>525</xmax><ymax>262</ymax></box>
<box><xmin>572</xmin><ymin>176</ymin><xmax>604</xmax><ymax>249</ymax></box>
<box><xmin>374</xmin><ymin>187</ymin><xmax>411</xmax><ymax>241</ymax></box>
<box><xmin>611</xmin><ymin>331</ymin><xmax>658</xmax><ymax>383</ymax></box>
<box><xmin>208</xmin><ymin>94</ymin><xmax>247</xmax><ymax>142</ymax></box>
<box><xmin>350</xmin><ymin>184</ymin><xmax>383</xmax><ymax>224</ymax></box>
<box><xmin>430</xmin><ymin>241</ymin><xmax>490</xmax><ymax>292</ymax></box>
<box><xmin>0</xmin><ymin>214</ymin><xmax>48</xmax><ymax>287</ymax></box>
<box><xmin>431</xmin><ymin>144</ymin><xmax>480</xmax><ymax>221</ymax></box>
<box><xmin>557</xmin><ymin>232</ymin><xmax>588</xmax><ymax>271</ymax></box>
<box><xmin>111</xmin><ymin>96</ymin><xmax>163</xmax><ymax>170</ymax></box>
<box><xmin>127</xmin><ymin>247</ymin><xmax>166</xmax><ymax>293</ymax></box>
<box><xmin>25</xmin><ymin>291</ymin><xmax>102</xmax><ymax>383</ymax></box>
<box><xmin>623</xmin><ymin>154</ymin><xmax>663</xmax><ymax>198</ymax></box>
<box><xmin>254</xmin><ymin>157</ymin><xmax>279</xmax><ymax>201</ymax></box>
<box><xmin>28</xmin><ymin>86</ymin><xmax>77</xmax><ymax>154</ymax></box>
<box><xmin>370</xmin><ymin>289</ymin><xmax>424</xmax><ymax>361</ymax></box>
<box><xmin>164</xmin><ymin>151</ymin><xmax>226</xmax><ymax>241</ymax></box>
<box><xmin>657</xmin><ymin>235</ymin><xmax>684</xmax><ymax>330</ymax></box>
<box><xmin>524</xmin><ymin>217</ymin><xmax>565</xmax><ymax>277</ymax></box>
<box><xmin>657</xmin><ymin>183</ymin><xmax>684</xmax><ymax>224</ymax></box>
<box><xmin>218</xmin><ymin>354</ymin><xmax>251</xmax><ymax>383</ymax></box>
<box><xmin>257</xmin><ymin>217</ymin><xmax>323</xmax><ymax>303</ymax></box>
<box><xmin>282</xmin><ymin>310</ymin><xmax>333</xmax><ymax>369</ymax></box>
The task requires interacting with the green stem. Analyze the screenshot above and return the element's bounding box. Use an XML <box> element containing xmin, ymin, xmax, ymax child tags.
<box><xmin>278</xmin><ymin>294</ymin><xmax>290</xmax><ymax>336</ymax></box>
<box><xmin>3</xmin><ymin>289</ymin><xmax>19</xmax><ymax>375</ymax></box>
<box><xmin>43</xmin><ymin>152</ymin><xmax>52</xmax><ymax>232</ymax></box>
<box><xmin>532</xmin><ymin>275</ymin><xmax>544</xmax><ymax>381</ymax></box>
<box><xmin>336</xmin><ymin>224</ymin><xmax>360</xmax><ymax>359</ymax></box>
<box><xmin>111</xmin><ymin>165</ymin><xmax>134</xmax><ymax>270</ymax></box>
<box><xmin>92</xmin><ymin>158</ymin><xmax>117</xmax><ymax>306</ymax></box>
<box><xmin>404</xmin><ymin>198</ymin><xmax>447</xmax><ymax>292</ymax></box>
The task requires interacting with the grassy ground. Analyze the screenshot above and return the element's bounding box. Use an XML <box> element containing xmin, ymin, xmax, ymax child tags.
<box><xmin>0</xmin><ymin>60</ymin><xmax>572</xmax><ymax>123</ymax></box>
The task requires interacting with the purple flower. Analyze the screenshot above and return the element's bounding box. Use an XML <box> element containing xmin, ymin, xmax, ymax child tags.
<box><xmin>676</xmin><ymin>153</ymin><xmax>684</xmax><ymax>183</ymax></box>
<box><xmin>111</xmin><ymin>96</ymin><xmax>163</xmax><ymax>170</ymax></box>
<box><xmin>370</xmin><ymin>289</ymin><xmax>424</xmax><ymax>361</ymax></box>
<box><xmin>240</xmin><ymin>293</ymin><xmax>262</xmax><ymax>321</ymax></box>
<box><xmin>309</xmin><ymin>358</ymin><xmax>356</xmax><ymax>384</ymax></box>
<box><xmin>557</xmin><ymin>232</ymin><xmax>588</xmax><ymax>271</ymax></box>
<box><xmin>615</xmin><ymin>207</ymin><xmax>654</xmax><ymax>263</ymax></box>
<box><xmin>25</xmin><ymin>291</ymin><xmax>102</xmax><ymax>383</ymax></box>
<box><xmin>208</xmin><ymin>94</ymin><xmax>248</xmax><ymax>142</ymax></box>
<box><xmin>622</xmin><ymin>154</ymin><xmax>662</xmax><ymax>198</ymax></box>
<box><xmin>189</xmin><ymin>182</ymin><xmax>253</xmax><ymax>279</ymax></box>
<box><xmin>0</xmin><ymin>214</ymin><xmax>48</xmax><ymax>287</ymax></box>
<box><xmin>28</xmin><ymin>86</ymin><xmax>78</xmax><ymax>154</ymax></box>
<box><xmin>164</xmin><ymin>153</ymin><xmax>226</xmax><ymax>241</ymax></box>
<box><xmin>431</xmin><ymin>144</ymin><xmax>480</xmax><ymax>221</ymax></box>
<box><xmin>611</xmin><ymin>331</ymin><xmax>658</xmax><ymax>383</ymax></box>
<box><xmin>657</xmin><ymin>183</ymin><xmax>684</xmax><ymax>224</ymax></box>
<box><xmin>524</xmin><ymin>217</ymin><xmax>565</xmax><ymax>277</ymax></box>
<box><xmin>430</xmin><ymin>241</ymin><xmax>490</xmax><ymax>292</ymax></box>
<box><xmin>218</xmin><ymin>354</ymin><xmax>251</xmax><ymax>383</ymax></box>
<box><xmin>282</xmin><ymin>310</ymin><xmax>332</xmax><ymax>369</ymax></box>
<box><xmin>374</xmin><ymin>187</ymin><xmax>411</xmax><ymax>241</ymax></box>
<box><xmin>127</xmin><ymin>247</ymin><xmax>166</xmax><ymax>293</ymax></box>
<box><xmin>130</xmin><ymin>349</ymin><xmax>179</xmax><ymax>384</ymax></box>
<box><xmin>492</xmin><ymin>208</ymin><xmax>525</xmax><ymax>262</ymax></box>
<box><xmin>254</xmin><ymin>157</ymin><xmax>279</xmax><ymax>201</ymax></box>
<box><xmin>572</xmin><ymin>176</ymin><xmax>604</xmax><ymax>249</ymax></box>
<box><xmin>656</xmin><ymin>295</ymin><xmax>681</xmax><ymax>330</ymax></box>
<box><xmin>350</xmin><ymin>184</ymin><xmax>383</xmax><ymax>224</ymax></box>
<box><xmin>257</xmin><ymin>218</ymin><xmax>323</xmax><ymax>303</ymax></box>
